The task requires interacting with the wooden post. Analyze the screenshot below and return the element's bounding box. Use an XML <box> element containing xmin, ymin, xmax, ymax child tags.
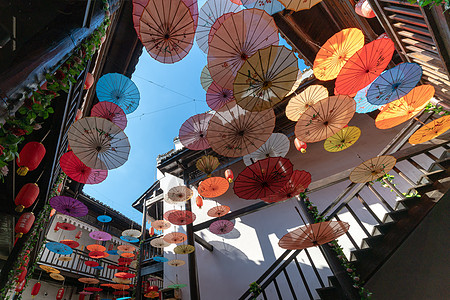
<box><xmin>136</xmin><ymin>198</ymin><xmax>148</xmax><ymax>299</ymax></box>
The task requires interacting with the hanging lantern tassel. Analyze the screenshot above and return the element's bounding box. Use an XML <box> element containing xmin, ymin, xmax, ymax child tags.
<box><xmin>17</xmin><ymin>266</ymin><xmax>27</xmax><ymax>283</ymax></box>
<box><xmin>225</xmin><ymin>169</ymin><xmax>234</xmax><ymax>183</ymax></box>
<box><xmin>31</xmin><ymin>282</ymin><xmax>41</xmax><ymax>298</ymax></box>
<box><xmin>56</xmin><ymin>287</ymin><xmax>65</xmax><ymax>300</ymax></box>
<box><xmin>16</xmin><ymin>142</ymin><xmax>46</xmax><ymax>176</ymax></box>
<box><xmin>75</xmin><ymin>230</ymin><xmax>82</xmax><ymax>239</ymax></box>
<box><xmin>196</xmin><ymin>195</ymin><xmax>203</xmax><ymax>209</ymax></box>
<box><xmin>15</xmin><ymin>280</ymin><xmax>26</xmax><ymax>294</ymax></box>
<box><xmin>14</xmin><ymin>183</ymin><xmax>40</xmax><ymax>212</ymax></box>
<box><xmin>15</xmin><ymin>212</ymin><xmax>35</xmax><ymax>244</ymax></box>
<box><xmin>294</xmin><ymin>138</ymin><xmax>307</xmax><ymax>153</ymax></box>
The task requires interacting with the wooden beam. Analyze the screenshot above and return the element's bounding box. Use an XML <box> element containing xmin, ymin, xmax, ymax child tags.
<box><xmin>194</xmin><ymin>234</ymin><xmax>213</xmax><ymax>252</ymax></box>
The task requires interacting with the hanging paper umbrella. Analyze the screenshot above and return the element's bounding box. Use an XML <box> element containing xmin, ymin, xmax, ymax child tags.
<box><xmin>50</xmin><ymin>273</ymin><xmax>65</xmax><ymax>281</ymax></box>
<box><xmin>367</xmin><ymin>63</ymin><xmax>423</xmax><ymax>106</ymax></box>
<box><xmin>84</xmin><ymin>287</ymin><xmax>103</xmax><ymax>292</ymax></box>
<box><xmin>122</xmin><ymin>229</ymin><xmax>141</xmax><ymax>238</ymax></box>
<box><xmin>79</xmin><ymin>278</ymin><xmax>100</xmax><ymax>284</ymax></box>
<box><xmin>89</xmin><ymin>251</ymin><xmax>107</xmax><ymax>259</ymax></box>
<box><xmin>145</xmin><ymin>291</ymin><xmax>160</xmax><ymax>298</ymax></box>
<box><xmin>117</xmin><ymin>245</ymin><xmax>135</xmax><ymax>252</ymax></box>
<box><xmin>107</xmin><ymin>250</ymin><xmax>119</xmax><ymax>255</ymax></box>
<box><xmin>46</xmin><ymin>242</ymin><xmax>73</xmax><ymax>255</ymax></box>
<box><xmin>89</xmin><ymin>231</ymin><xmax>112</xmax><ymax>241</ymax></box>
<box><xmin>234</xmin><ymin>45</ymin><xmax>299</xmax><ymax>112</ymax></box>
<box><xmin>113</xmin><ymin>277</ymin><xmax>132</xmax><ymax>284</ymax></box>
<box><xmin>150</xmin><ymin>237</ymin><xmax>171</xmax><ymax>248</ymax></box>
<box><xmin>375</xmin><ymin>85</ymin><xmax>434</xmax><ymax>129</ymax></box>
<box><xmin>279</xmin><ymin>0</ymin><xmax>323</xmax><ymax>11</ymax></box>
<box><xmin>49</xmin><ymin>196</ymin><xmax>88</xmax><ymax>217</ymax></box>
<box><xmin>196</xmin><ymin>0</ymin><xmax>241</xmax><ymax>54</ymax></box>
<box><xmin>208</xmin><ymin>12</ymin><xmax>234</xmax><ymax>47</ymax></box>
<box><xmin>313</xmin><ymin>28</ymin><xmax>365</xmax><ymax>81</ymax></box>
<box><xmin>198</xmin><ymin>177</ymin><xmax>229</xmax><ymax>198</ymax></box>
<box><xmin>200</xmin><ymin>65</ymin><xmax>213</xmax><ymax>91</ymax></box>
<box><xmin>196</xmin><ymin>155</ymin><xmax>220</xmax><ymax>177</ymax></box>
<box><xmin>349</xmin><ymin>155</ymin><xmax>397</xmax><ymax>183</ymax></box>
<box><xmin>84</xmin><ymin>261</ymin><xmax>100</xmax><ymax>267</ymax></box>
<box><xmin>163</xmin><ymin>232</ymin><xmax>188</xmax><ymax>244</ymax></box>
<box><xmin>87</xmin><ymin>244</ymin><xmax>106</xmax><ymax>252</ymax></box>
<box><xmin>96</xmin><ymin>73</ymin><xmax>140</xmax><ymax>114</ymax></box>
<box><xmin>121</xmin><ymin>252</ymin><xmax>135</xmax><ymax>258</ymax></box>
<box><xmin>58</xmin><ymin>256</ymin><xmax>72</xmax><ymax>262</ymax></box>
<box><xmin>242</xmin><ymin>0</ymin><xmax>285</xmax><ymax>14</ymax></box>
<box><xmin>354</xmin><ymin>80</ymin><xmax>384</xmax><ymax>114</ymax></box>
<box><xmin>151</xmin><ymin>220</ymin><xmax>172</xmax><ymax>231</ymax></box>
<box><xmin>286</xmin><ymin>70</ymin><xmax>305</xmax><ymax>97</ymax></box>
<box><xmin>39</xmin><ymin>265</ymin><xmax>60</xmax><ymax>273</ymax></box>
<box><xmin>409</xmin><ymin>115</ymin><xmax>450</xmax><ymax>145</ymax></box>
<box><xmin>60</xmin><ymin>239</ymin><xmax>80</xmax><ymax>249</ymax></box>
<box><xmin>166</xmin><ymin>210</ymin><xmax>196</xmax><ymax>225</ymax></box>
<box><xmin>243</xmin><ymin>133</ymin><xmax>290</xmax><ymax>166</ymax></box>
<box><xmin>234</xmin><ymin>157</ymin><xmax>294</xmax><ymax>200</ymax></box>
<box><xmin>120</xmin><ymin>236</ymin><xmax>139</xmax><ymax>243</ymax></box>
<box><xmin>286</xmin><ymin>85</ymin><xmax>329</xmax><ymax>122</ymax></box>
<box><xmin>117</xmin><ymin>266</ymin><xmax>130</xmax><ymax>272</ymax></box>
<box><xmin>97</xmin><ymin>215</ymin><xmax>112</xmax><ymax>223</ymax></box>
<box><xmin>179</xmin><ymin>113</ymin><xmax>213</xmax><ymax>151</ymax></box>
<box><xmin>174</xmin><ymin>244</ymin><xmax>195</xmax><ymax>254</ymax></box>
<box><xmin>91</xmin><ymin>102</ymin><xmax>127</xmax><ymax>130</ymax></box>
<box><xmin>209</xmin><ymin>220</ymin><xmax>234</xmax><ymax>235</ymax></box>
<box><xmin>68</xmin><ymin>117</ymin><xmax>130</xmax><ymax>170</ymax></box>
<box><xmin>295</xmin><ymin>95</ymin><xmax>356</xmax><ymax>143</ymax></box>
<box><xmin>206</xmin><ymin>82</ymin><xmax>235</xmax><ymax>111</ymax></box>
<box><xmin>110</xmin><ymin>284</ymin><xmax>130</xmax><ymax>290</ymax></box>
<box><xmin>324</xmin><ymin>126</ymin><xmax>361</xmax><ymax>152</ymax></box>
<box><xmin>153</xmin><ymin>256</ymin><xmax>169</xmax><ymax>262</ymax></box>
<box><xmin>168</xmin><ymin>259</ymin><xmax>185</xmax><ymax>267</ymax></box>
<box><xmin>279</xmin><ymin>221</ymin><xmax>350</xmax><ymax>250</ymax></box>
<box><xmin>56</xmin><ymin>222</ymin><xmax>77</xmax><ymax>231</ymax></box>
<box><xmin>137</xmin><ymin>0</ymin><xmax>196</xmax><ymax>64</ymax></box>
<box><xmin>167</xmin><ymin>186</ymin><xmax>193</xmax><ymax>203</ymax></box>
<box><xmin>335</xmin><ymin>38</ymin><xmax>395</xmax><ymax>95</ymax></box>
<box><xmin>208</xmin><ymin>9</ymin><xmax>279</xmax><ymax>90</ymax></box>
<box><xmin>60</xmin><ymin>151</ymin><xmax>108</xmax><ymax>185</ymax></box>
<box><xmin>207</xmin><ymin>205</ymin><xmax>231</xmax><ymax>218</ymax></box>
<box><xmin>261</xmin><ymin>170</ymin><xmax>311</xmax><ymax>203</ymax></box>
<box><xmin>168</xmin><ymin>284</ymin><xmax>188</xmax><ymax>289</ymax></box>
<box><xmin>107</xmin><ymin>265</ymin><xmax>119</xmax><ymax>270</ymax></box>
<box><xmin>206</xmin><ymin>101</ymin><xmax>276</xmax><ymax>157</ymax></box>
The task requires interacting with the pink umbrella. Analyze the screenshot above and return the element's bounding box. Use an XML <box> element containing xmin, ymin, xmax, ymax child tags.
<box><xmin>60</xmin><ymin>151</ymin><xmax>108</xmax><ymax>185</ymax></box>
<box><xmin>206</xmin><ymin>82</ymin><xmax>235</xmax><ymax>111</ymax></box>
<box><xmin>179</xmin><ymin>113</ymin><xmax>213</xmax><ymax>150</ymax></box>
<box><xmin>209</xmin><ymin>220</ymin><xmax>234</xmax><ymax>235</ymax></box>
<box><xmin>91</xmin><ymin>102</ymin><xmax>127</xmax><ymax>130</ymax></box>
<box><xmin>208</xmin><ymin>12</ymin><xmax>234</xmax><ymax>45</ymax></box>
<box><xmin>166</xmin><ymin>210</ymin><xmax>196</xmax><ymax>225</ymax></box>
<box><xmin>49</xmin><ymin>196</ymin><xmax>89</xmax><ymax>217</ymax></box>
<box><xmin>89</xmin><ymin>231</ymin><xmax>112</xmax><ymax>241</ymax></box>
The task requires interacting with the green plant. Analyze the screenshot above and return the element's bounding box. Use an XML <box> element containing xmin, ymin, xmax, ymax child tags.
<box><xmin>424</xmin><ymin>103</ymin><xmax>449</xmax><ymax>116</ymax></box>
<box><xmin>249</xmin><ymin>282</ymin><xmax>262</xmax><ymax>299</ymax></box>
<box><xmin>407</xmin><ymin>0</ymin><xmax>449</xmax><ymax>8</ymax></box>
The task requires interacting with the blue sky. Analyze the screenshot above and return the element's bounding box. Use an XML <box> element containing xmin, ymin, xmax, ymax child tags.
<box><xmin>84</xmin><ymin>1</ymin><xmax>307</xmax><ymax>224</ymax></box>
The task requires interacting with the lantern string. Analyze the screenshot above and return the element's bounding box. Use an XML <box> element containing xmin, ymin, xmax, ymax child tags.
<box><xmin>40</xmin><ymin>129</ymin><xmax>51</xmax><ymax>143</ymax></box>
<box><xmin>35</xmin><ymin>168</ymin><xmax>46</xmax><ymax>183</ymax></box>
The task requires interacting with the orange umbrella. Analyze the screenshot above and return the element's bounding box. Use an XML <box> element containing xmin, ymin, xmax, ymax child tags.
<box><xmin>111</xmin><ymin>284</ymin><xmax>130</xmax><ymax>290</ymax></box>
<box><xmin>39</xmin><ymin>265</ymin><xmax>59</xmax><ymax>273</ymax></box>
<box><xmin>163</xmin><ymin>232</ymin><xmax>187</xmax><ymax>244</ymax></box>
<box><xmin>206</xmin><ymin>101</ymin><xmax>276</xmax><ymax>157</ymax></box>
<box><xmin>375</xmin><ymin>85</ymin><xmax>435</xmax><ymax>129</ymax></box>
<box><xmin>89</xmin><ymin>251</ymin><xmax>109</xmax><ymax>259</ymax></box>
<box><xmin>286</xmin><ymin>85</ymin><xmax>329</xmax><ymax>122</ymax></box>
<box><xmin>117</xmin><ymin>245</ymin><xmax>135</xmax><ymax>252</ymax></box>
<box><xmin>198</xmin><ymin>177</ymin><xmax>229</xmax><ymax>198</ymax></box>
<box><xmin>349</xmin><ymin>155</ymin><xmax>397</xmax><ymax>183</ymax></box>
<box><xmin>137</xmin><ymin>0</ymin><xmax>196</xmax><ymax>64</ymax></box>
<box><xmin>233</xmin><ymin>45</ymin><xmax>299</xmax><ymax>112</ymax></box>
<box><xmin>151</xmin><ymin>220</ymin><xmax>171</xmax><ymax>231</ymax></box>
<box><xmin>261</xmin><ymin>170</ymin><xmax>311</xmax><ymax>203</ymax></box>
<box><xmin>78</xmin><ymin>278</ymin><xmax>99</xmax><ymax>284</ymax></box>
<box><xmin>313</xmin><ymin>28</ymin><xmax>365</xmax><ymax>81</ymax></box>
<box><xmin>196</xmin><ymin>155</ymin><xmax>220</xmax><ymax>177</ymax></box>
<box><xmin>207</xmin><ymin>205</ymin><xmax>230</xmax><ymax>218</ymax></box>
<box><xmin>295</xmin><ymin>95</ymin><xmax>356</xmax><ymax>143</ymax></box>
<box><xmin>335</xmin><ymin>38</ymin><xmax>395</xmax><ymax>95</ymax></box>
<box><xmin>279</xmin><ymin>221</ymin><xmax>350</xmax><ymax>250</ymax></box>
<box><xmin>86</xmin><ymin>244</ymin><xmax>106</xmax><ymax>252</ymax></box>
<box><xmin>121</xmin><ymin>252</ymin><xmax>135</xmax><ymax>258</ymax></box>
<box><xmin>279</xmin><ymin>0</ymin><xmax>323</xmax><ymax>11</ymax></box>
<box><xmin>208</xmin><ymin>9</ymin><xmax>279</xmax><ymax>90</ymax></box>
<box><xmin>409</xmin><ymin>115</ymin><xmax>450</xmax><ymax>145</ymax></box>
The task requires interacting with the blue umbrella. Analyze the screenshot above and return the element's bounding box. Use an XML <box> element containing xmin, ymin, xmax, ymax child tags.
<box><xmin>96</xmin><ymin>73</ymin><xmax>140</xmax><ymax>114</ymax></box>
<box><xmin>242</xmin><ymin>0</ymin><xmax>285</xmax><ymax>15</ymax></box>
<box><xmin>117</xmin><ymin>298</ymin><xmax>131</xmax><ymax>300</ymax></box>
<box><xmin>354</xmin><ymin>80</ymin><xmax>384</xmax><ymax>114</ymax></box>
<box><xmin>120</xmin><ymin>236</ymin><xmax>139</xmax><ymax>243</ymax></box>
<box><xmin>97</xmin><ymin>215</ymin><xmax>112</xmax><ymax>223</ymax></box>
<box><xmin>152</xmin><ymin>256</ymin><xmax>169</xmax><ymax>262</ymax></box>
<box><xmin>367</xmin><ymin>63</ymin><xmax>422</xmax><ymax>106</ymax></box>
<box><xmin>46</xmin><ymin>242</ymin><xmax>73</xmax><ymax>255</ymax></box>
<box><xmin>106</xmin><ymin>250</ymin><xmax>119</xmax><ymax>255</ymax></box>
<box><xmin>93</xmin><ymin>266</ymin><xmax>104</xmax><ymax>270</ymax></box>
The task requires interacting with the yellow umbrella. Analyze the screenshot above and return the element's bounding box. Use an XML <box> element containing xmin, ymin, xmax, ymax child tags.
<box><xmin>196</xmin><ymin>155</ymin><xmax>220</xmax><ymax>177</ymax></box>
<box><xmin>409</xmin><ymin>115</ymin><xmax>450</xmax><ymax>145</ymax></box>
<box><xmin>286</xmin><ymin>85</ymin><xmax>329</xmax><ymax>121</ymax></box>
<box><xmin>279</xmin><ymin>0</ymin><xmax>324</xmax><ymax>11</ymax></box>
<box><xmin>50</xmin><ymin>273</ymin><xmax>65</xmax><ymax>281</ymax></box>
<box><xmin>324</xmin><ymin>126</ymin><xmax>361</xmax><ymax>152</ymax></box>
<box><xmin>174</xmin><ymin>244</ymin><xmax>195</xmax><ymax>255</ymax></box>
<box><xmin>234</xmin><ymin>45</ymin><xmax>299</xmax><ymax>112</ymax></box>
<box><xmin>168</xmin><ymin>259</ymin><xmax>186</xmax><ymax>267</ymax></box>
<box><xmin>58</xmin><ymin>256</ymin><xmax>73</xmax><ymax>262</ymax></box>
<box><xmin>39</xmin><ymin>265</ymin><xmax>60</xmax><ymax>273</ymax></box>
<box><xmin>349</xmin><ymin>155</ymin><xmax>397</xmax><ymax>183</ymax></box>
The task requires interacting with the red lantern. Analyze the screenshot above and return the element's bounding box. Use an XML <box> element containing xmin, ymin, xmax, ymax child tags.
<box><xmin>15</xmin><ymin>212</ymin><xmax>35</xmax><ymax>239</ymax></box>
<box><xmin>294</xmin><ymin>138</ymin><xmax>307</xmax><ymax>153</ymax></box>
<box><xmin>16</xmin><ymin>266</ymin><xmax>27</xmax><ymax>283</ymax></box>
<box><xmin>15</xmin><ymin>280</ymin><xmax>26</xmax><ymax>293</ymax></box>
<box><xmin>149</xmin><ymin>227</ymin><xmax>155</xmax><ymax>236</ymax></box>
<box><xmin>196</xmin><ymin>196</ymin><xmax>203</xmax><ymax>209</ymax></box>
<box><xmin>15</xmin><ymin>183</ymin><xmax>40</xmax><ymax>212</ymax></box>
<box><xmin>84</xmin><ymin>73</ymin><xmax>94</xmax><ymax>90</ymax></box>
<box><xmin>108</xmin><ymin>244</ymin><xmax>114</xmax><ymax>251</ymax></box>
<box><xmin>56</xmin><ymin>287</ymin><xmax>65</xmax><ymax>300</ymax></box>
<box><xmin>78</xmin><ymin>294</ymin><xmax>85</xmax><ymax>300</ymax></box>
<box><xmin>355</xmin><ymin>0</ymin><xmax>375</xmax><ymax>18</ymax></box>
<box><xmin>31</xmin><ymin>282</ymin><xmax>41</xmax><ymax>298</ymax></box>
<box><xmin>225</xmin><ymin>169</ymin><xmax>234</xmax><ymax>183</ymax></box>
<box><xmin>16</xmin><ymin>142</ymin><xmax>46</xmax><ymax>176</ymax></box>
<box><xmin>23</xmin><ymin>255</ymin><xmax>30</xmax><ymax>267</ymax></box>
<box><xmin>94</xmin><ymin>295</ymin><xmax>100</xmax><ymax>300</ymax></box>
<box><xmin>56</xmin><ymin>181</ymin><xmax>63</xmax><ymax>194</ymax></box>
<box><xmin>149</xmin><ymin>285</ymin><xmax>159</xmax><ymax>292</ymax></box>
<box><xmin>50</xmin><ymin>208</ymin><xmax>56</xmax><ymax>217</ymax></box>
<box><xmin>75</xmin><ymin>230</ymin><xmax>82</xmax><ymax>239</ymax></box>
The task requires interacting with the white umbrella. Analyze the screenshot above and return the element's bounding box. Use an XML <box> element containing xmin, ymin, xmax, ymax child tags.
<box><xmin>243</xmin><ymin>133</ymin><xmax>290</xmax><ymax>166</ymax></box>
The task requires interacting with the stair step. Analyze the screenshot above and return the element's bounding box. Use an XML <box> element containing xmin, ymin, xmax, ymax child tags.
<box><xmin>350</xmin><ymin>248</ymin><xmax>374</xmax><ymax>262</ymax></box>
<box><xmin>405</xmin><ymin>45</ymin><xmax>442</xmax><ymax>61</ymax></box>
<box><xmin>361</xmin><ymin>235</ymin><xmax>385</xmax><ymax>249</ymax></box>
<box><xmin>394</xmin><ymin>195</ymin><xmax>422</xmax><ymax>210</ymax></box>
<box><xmin>373</xmin><ymin>221</ymin><xmax>396</xmax><ymax>236</ymax></box>
<box><xmin>383</xmin><ymin>208</ymin><xmax>409</xmax><ymax>223</ymax></box>
<box><xmin>327</xmin><ymin>276</ymin><xmax>340</xmax><ymax>288</ymax></box>
<box><xmin>380</xmin><ymin>0</ymin><xmax>420</xmax><ymax>7</ymax></box>
<box><xmin>384</xmin><ymin>5</ymin><xmax>424</xmax><ymax>18</ymax></box>
<box><xmin>418</xmin><ymin>169</ymin><xmax>447</xmax><ymax>185</ymax></box>
<box><xmin>394</xmin><ymin>22</ymin><xmax>431</xmax><ymax>36</ymax></box>
<box><xmin>316</xmin><ymin>286</ymin><xmax>345</xmax><ymax>300</ymax></box>
<box><xmin>390</xmin><ymin>14</ymin><xmax>427</xmax><ymax>27</ymax></box>
<box><xmin>407</xmin><ymin>182</ymin><xmax>435</xmax><ymax>196</ymax></box>
<box><xmin>439</xmin><ymin>149</ymin><xmax>450</xmax><ymax>160</ymax></box>
<box><xmin>399</xmin><ymin>31</ymin><xmax>434</xmax><ymax>44</ymax></box>
<box><xmin>402</xmin><ymin>38</ymin><xmax>438</xmax><ymax>53</ymax></box>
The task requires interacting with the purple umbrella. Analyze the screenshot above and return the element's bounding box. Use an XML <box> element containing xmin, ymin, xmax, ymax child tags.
<box><xmin>209</xmin><ymin>220</ymin><xmax>234</xmax><ymax>235</ymax></box>
<box><xmin>179</xmin><ymin>113</ymin><xmax>212</xmax><ymax>150</ymax></box>
<box><xmin>49</xmin><ymin>196</ymin><xmax>88</xmax><ymax>217</ymax></box>
<box><xmin>79</xmin><ymin>291</ymin><xmax>93</xmax><ymax>295</ymax></box>
<box><xmin>89</xmin><ymin>231</ymin><xmax>112</xmax><ymax>241</ymax></box>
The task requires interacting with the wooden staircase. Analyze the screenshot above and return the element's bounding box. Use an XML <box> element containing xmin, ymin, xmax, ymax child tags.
<box><xmin>368</xmin><ymin>0</ymin><xmax>450</xmax><ymax>101</ymax></box>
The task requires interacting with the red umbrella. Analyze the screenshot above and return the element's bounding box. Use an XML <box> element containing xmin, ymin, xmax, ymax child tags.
<box><xmin>89</xmin><ymin>251</ymin><xmax>108</xmax><ymax>259</ymax></box>
<box><xmin>234</xmin><ymin>157</ymin><xmax>294</xmax><ymax>200</ymax></box>
<box><xmin>209</xmin><ymin>220</ymin><xmax>234</xmax><ymax>235</ymax></box>
<box><xmin>335</xmin><ymin>38</ymin><xmax>395</xmax><ymax>95</ymax></box>
<box><xmin>261</xmin><ymin>170</ymin><xmax>311</xmax><ymax>203</ymax></box>
<box><xmin>60</xmin><ymin>239</ymin><xmax>79</xmax><ymax>249</ymax></box>
<box><xmin>84</xmin><ymin>287</ymin><xmax>102</xmax><ymax>292</ymax></box>
<box><xmin>115</xmin><ymin>272</ymin><xmax>136</xmax><ymax>279</ymax></box>
<box><xmin>84</xmin><ymin>261</ymin><xmax>99</xmax><ymax>268</ymax></box>
<box><xmin>117</xmin><ymin>266</ymin><xmax>130</xmax><ymax>271</ymax></box>
<box><xmin>165</xmin><ymin>210</ymin><xmax>196</xmax><ymax>225</ymax></box>
<box><xmin>179</xmin><ymin>113</ymin><xmax>213</xmax><ymax>150</ymax></box>
<box><xmin>59</xmin><ymin>151</ymin><xmax>107</xmax><ymax>185</ymax></box>
<box><xmin>57</xmin><ymin>222</ymin><xmax>76</xmax><ymax>231</ymax></box>
<box><xmin>91</xmin><ymin>102</ymin><xmax>127</xmax><ymax>130</ymax></box>
<box><xmin>107</xmin><ymin>265</ymin><xmax>118</xmax><ymax>270</ymax></box>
